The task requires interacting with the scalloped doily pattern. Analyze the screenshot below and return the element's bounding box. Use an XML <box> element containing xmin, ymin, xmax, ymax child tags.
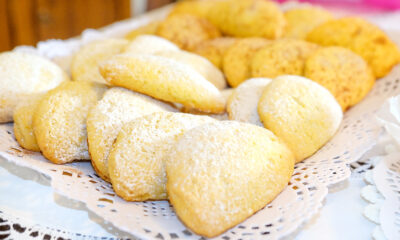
<box><xmin>1</xmin><ymin>5</ymin><xmax>400</xmax><ymax>238</ymax></box>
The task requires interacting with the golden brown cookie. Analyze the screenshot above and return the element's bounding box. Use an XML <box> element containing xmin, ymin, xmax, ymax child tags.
<box><xmin>283</xmin><ymin>7</ymin><xmax>333</xmax><ymax>39</ymax></box>
<box><xmin>304</xmin><ymin>47</ymin><xmax>375</xmax><ymax>111</ymax></box>
<box><xmin>251</xmin><ymin>39</ymin><xmax>319</xmax><ymax>78</ymax></box>
<box><xmin>227</xmin><ymin>78</ymin><xmax>271</xmax><ymax>126</ymax></box>
<box><xmin>258</xmin><ymin>75</ymin><xmax>343</xmax><ymax>163</ymax></box>
<box><xmin>100</xmin><ymin>54</ymin><xmax>225</xmax><ymax>113</ymax></box>
<box><xmin>87</xmin><ymin>87</ymin><xmax>176</xmax><ymax>182</ymax></box>
<box><xmin>166</xmin><ymin>121</ymin><xmax>294</xmax><ymax>237</ymax></box>
<box><xmin>13</xmin><ymin>95</ymin><xmax>43</xmax><ymax>152</ymax></box>
<box><xmin>168</xmin><ymin>0</ymin><xmax>215</xmax><ymax>19</ymax></box>
<box><xmin>209</xmin><ymin>0</ymin><xmax>285</xmax><ymax>39</ymax></box>
<box><xmin>306</xmin><ymin>17</ymin><xmax>400</xmax><ymax>78</ymax></box>
<box><xmin>157</xmin><ymin>14</ymin><xmax>221</xmax><ymax>51</ymax></box>
<box><xmin>71</xmin><ymin>39</ymin><xmax>129</xmax><ymax>84</ymax></box>
<box><xmin>191</xmin><ymin>37</ymin><xmax>237</xmax><ymax>69</ymax></box>
<box><xmin>124</xmin><ymin>21</ymin><xmax>161</xmax><ymax>40</ymax></box>
<box><xmin>108</xmin><ymin>112</ymin><xmax>215</xmax><ymax>201</ymax></box>
<box><xmin>33</xmin><ymin>82</ymin><xmax>107</xmax><ymax>164</ymax></box>
<box><xmin>223</xmin><ymin>38</ymin><xmax>270</xmax><ymax>87</ymax></box>
<box><xmin>0</xmin><ymin>52</ymin><xmax>69</xmax><ymax>123</ymax></box>
<box><xmin>155</xmin><ymin>50</ymin><xmax>226</xmax><ymax>89</ymax></box>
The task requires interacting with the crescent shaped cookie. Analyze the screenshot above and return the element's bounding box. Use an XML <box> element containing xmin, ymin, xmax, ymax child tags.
<box><xmin>157</xmin><ymin>14</ymin><xmax>221</xmax><ymax>51</ymax></box>
<box><xmin>108</xmin><ymin>112</ymin><xmax>215</xmax><ymax>201</ymax></box>
<box><xmin>0</xmin><ymin>51</ymin><xmax>69</xmax><ymax>123</ymax></box>
<box><xmin>33</xmin><ymin>81</ymin><xmax>107</xmax><ymax>164</ymax></box>
<box><xmin>283</xmin><ymin>7</ymin><xmax>333</xmax><ymax>39</ymax></box>
<box><xmin>227</xmin><ymin>78</ymin><xmax>271</xmax><ymax>126</ymax></box>
<box><xmin>304</xmin><ymin>47</ymin><xmax>375</xmax><ymax>111</ymax></box>
<box><xmin>191</xmin><ymin>37</ymin><xmax>237</xmax><ymax>69</ymax></box>
<box><xmin>258</xmin><ymin>75</ymin><xmax>343</xmax><ymax>163</ymax></box>
<box><xmin>223</xmin><ymin>38</ymin><xmax>270</xmax><ymax>87</ymax></box>
<box><xmin>13</xmin><ymin>95</ymin><xmax>43</xmax><ymax>152</ymax></box>
<box><xmin>71</xmin><ymin>39</ymin><xmax>129</xmax><ymax>84</ymax></box>
<box><xmin>251</xmin><ymin>39</ymin><xmax>319</xmax><ymax>78</ymax></box>
<box><xmin>209</xmin><ymin>0</ymin><xmax>285</xmax><ymax>39</ymax></box>
<box><xmin>306</xmin><ymin>17</ymin><xmax>400</xmax><ymax>78</ymax></box>
<box><xmin>124</xmin><ymin>35</ymin><xmax>180</xmax><ymax>54</ymax></box>
<box><xmin>155</xmin><ymin>50</ymin><xmax>226</xmax><ymax>89</ymax></box>
<box><xmin>166</xmin><ymin>121</ymin><xmax>294</xmax><ymax>237</ymax></box>
<box><xmin>87</xmin><ymin>87</ymin><xmax>176</xmax><ymax>182</ymax></box>
<box><xmin>99</xmin><ymin>54</ymin><xmax>225</xmax><ymax>113</ymax></box>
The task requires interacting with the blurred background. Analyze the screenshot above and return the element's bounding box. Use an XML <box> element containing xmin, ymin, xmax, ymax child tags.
<box><xmin>0</xmin><ymin>0</ymin><xmax>176</xmax><ymax>52</ymax></box>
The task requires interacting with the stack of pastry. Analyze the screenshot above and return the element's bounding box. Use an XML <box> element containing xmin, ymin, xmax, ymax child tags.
<box><xmin>1</xmin><ymin>0</ymin><xmax>399</xmax><ymax>237</ymax></box>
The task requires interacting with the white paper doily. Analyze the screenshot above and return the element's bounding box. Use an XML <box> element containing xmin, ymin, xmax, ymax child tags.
<box><xmin>1</xmin><ymin>4</ymin><xmax>400</xmax><ymax>239</ymax></box>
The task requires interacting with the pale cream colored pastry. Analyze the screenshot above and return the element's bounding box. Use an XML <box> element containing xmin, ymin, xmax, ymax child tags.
<box><xmin>227</xmin><ymin>78</ymin><xmax>271</xmax><ymax>126</ymax></box>
<box><xmin>100</xmin><ymin>54</ymin><xmax>225</xmax><ymax>113</ymax></box>
<box><xmin>166</xmin><ymin>121</ymin><xmax>295</xmax><ymax>237</ymax></box>
<box><xmin>258</xmin><ymin>75</ymin><xmax>343</xmax><ymax>162</ymax></box>
<box><xmin>0</xmin><ymin>51</ymin><xmax>69</xmax><ymax>123</ymax></box>
<box><xmin>33</xmin><ymin>81</ymin><xmax>107</xmax><ymax>164</ymax></box>
<box><xmin>108</xmin><ymin>112</ymin><xmax>215</xmax><ymax>201</ymax></box>
<box><xmin>87</xmin><ymin>87</ymin><xmax>176</xmax><ymax>182</ymax></box>
<box><xmin>71</xmin><ymin>38</ymin><xmax>129</xmax><ymax>84</ymax></box>
<box><xmin>155</xmin><ymin>50</ymin><xmax>226</xmax><ymax>89</ymax></box>
<box><xmin>124</xmin><ymin>21</ymin><xmax>161</xmax><ymax>40</ymax></box>
<box><xmin>13</xmin><ymin>94</ymin><xmax>43</xmax><ymax>152</ymax></box>
<box><xmin>124</xmin><ymin>35</ymin><xmax>180</xmax><ymax>54</ymax></box>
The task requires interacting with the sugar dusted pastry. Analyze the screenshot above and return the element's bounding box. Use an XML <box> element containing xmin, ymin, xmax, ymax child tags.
<box><xmin>13</xmin><ymin>95</ymin><xmax>43</xmax><ymax>152</ymax></box>
<box><xmin>223</xmin><ymin>38</ymin><xmax>270</xmax><ymax>87</ymax></box>
<box><xmin>155</xmin><ymin>50</ymin><xmax>226</xmax><ymax>89</ymax></box>
<box><xmin>191</xmin><ymin>37</ymin><xmax>237</xmax><ymax>69</ymax></box>
<box><xmin>108</xmin><ymin>112</ymin><xmax>215</xmax><ymax>201</ymax></box>
<box><xmin>258</xmin><ymin>75</ymin><xmax>343</xmax><ymax>163</ymax></box>
<box><xmin>306</xmin><ymin>17</ymin><xmax>400</xmax><ymax>78</ymax></box>
<box><xmin>124</xmin><ymin>35</ymin><xmax>179</xmax><ymax>54</ymax></box>
<box><xmin>71</xmin><ymin>38</ymin><xmax>129</xmax><ymax>84</ymax></box>
<box><xmin>251</xmin><ymin>39</ymin><xmax>319</xmax><ymax>78</ymax></box>
<box><xmin>284</xmin><ymin>7</ymin><xmax>333</xmax><ymax>39</ymax></box>
<box><xmin>227</xmin><ymin>78</ymin><xmax>271</xmax><ymax>126</ymax></box>
<box><xmin>33</xmin><ymin>82</ymin><xmax>107</xmax><ymax>164</ymax></box>
<box><xmin>100</xmin><ymin>54</ymin><xmax>225</xmax><ymax>113</ymax></box>
<box><xmin>87</xmin><ymin>87</ymin><xmax>176</xmax><ymax>182</ymax></box>
<box><xmin>157</xmin><ymin>14</ymin><xmax>221</xmax><ymax>51</ymax></box>
<box><xmin>166</xmin><ymin>121</ymin><xmax>294</xmax><ymax>237</ymax></box>
<box><xmin>0</xmin><ymin>52</ymin><xmax>69</xmax><ymax>123</ymax></box>
<box><xmin>304</xmin><ymin>47</ymin><xmax>375</xmax><ymax>111</ymax></box>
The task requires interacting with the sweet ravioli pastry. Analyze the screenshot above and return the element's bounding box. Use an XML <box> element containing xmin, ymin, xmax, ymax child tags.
<box><xmin>166</xmin><ymin>121</ymin><xmax>294</xmax><ymax>237</ymax></box>
<box><xmin>124</xmin><ymin>21</ymin><xmax>161</xmax><ymax>40</ymax></box>
<box><xmin>0</xmin><ymin>51</ymin><xmax>69</xmax><ymax>123</ymax></box>
<box><xmin>223</xmin><ymin>38</ymin><xmax>270</xmax><ymax>87</ymax></box>
<box><xmin>258</xmin><ymin>75</ymin><xmax>342</xmax><ymax>163</ymax></box>
<box><xmin>87</xmin><ymin>87</ymin><xmax>176</xmax><ymax>182</ymax></box>
<box><xmin>191</xmin><ymin>37</ymin><xmax>237</xmax><ymax>69</ymax></box>
<box><xmin>157</xmin><ymin>14</ymin><xmax>221</xmax><ymax>51</ymax></box>
<box><xmin>13</xmin><ymin>95</ymin><xmax>43</xmax><ymax>152</ymax></box>
<box><xmin>306</xmin><ymin>17</ymin><xmax>400</xmax><ymax>78</ymax></box>
<box><xmin>227</xmin><ymin>78</ymin><xmax>271</xmax><ymax>126</ymax></box>
<box><xmin>33</xmin><ymin>81</ymin><xmax>107</xmax><ymax>164</ymax></box>
<box><xmin>124</xmin><ymin>35</ymin><xmax>179</xmax><ymax>54</ymax></box>
<box><xmin>155</xmin><ymin>50</ymin><xmax>226</xmax><ymax>89</ymax></box>
<box><xmin>304</xmin><ymin>47</ymin><xmax>375</xmax><ymax>111</ymax></box>
<box><xmin>100</xmin><ymin>54</ymin><xmax>225</xmax><ymax>113</ymax></box>
<box><xmin>251</xmin><ymin>39</ymin><xmax>319</xmax><ymax>78</ymax></box>
<box><xmin>108</xmin><ymin>112</ymin><xmax>215</xmax><ymax>201</ymax></box>
<box><xmin>71</xmin><ymin>38</ymin><xmax>129</xmax><ymax>84</ymax></box>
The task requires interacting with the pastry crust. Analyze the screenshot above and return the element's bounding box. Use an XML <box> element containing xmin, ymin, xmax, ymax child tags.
<box><xmin>124</xmin><ymin>35</ymin><xmax>179</xmax><ymax>54</ymax></box>
<box><xmin>304</xmin><ymin>47</ymin><xmax>375</xmax><ymax>111</ymax></box>
<box><xmin>87</xmin><ymin>87</ymin><xmax>175</xmax><ymax>182</ymax></box>
<box><xmin>191</xmin><ymin>37</ymin><xmax>237</xmax><ymax>69</ymax></box>
<box><xmin>124</xmin><ymin>21</ymin><xmax>161</xmax><ymax>40</ymax></box>
<box><xmin>108</xmin><ymin>112</ymin><xmax>215</xmax><ymax>201</ymax></box>
<box><xmin>33</xmin><ymin>81</ymin><xmax>107</xmax><ymax>164</ymax></box>
<box><xmin>100</xmin><ymin>54</ymin><xmax>225</xmax><ymax>113</ymax></box>
<box><xmin>0</xmin><ymin>52</ymin><xmax>69</xmax><ymax>123</ymax></box>
<box><xmin>166</xmin><ymin>121</ymin><xmax>294</xmax><ymax>237</ymax></box>
<box><xmin>258</xmin><ymin>75</ymin><xmax>343</xmax><ymax>163</ymax></box>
